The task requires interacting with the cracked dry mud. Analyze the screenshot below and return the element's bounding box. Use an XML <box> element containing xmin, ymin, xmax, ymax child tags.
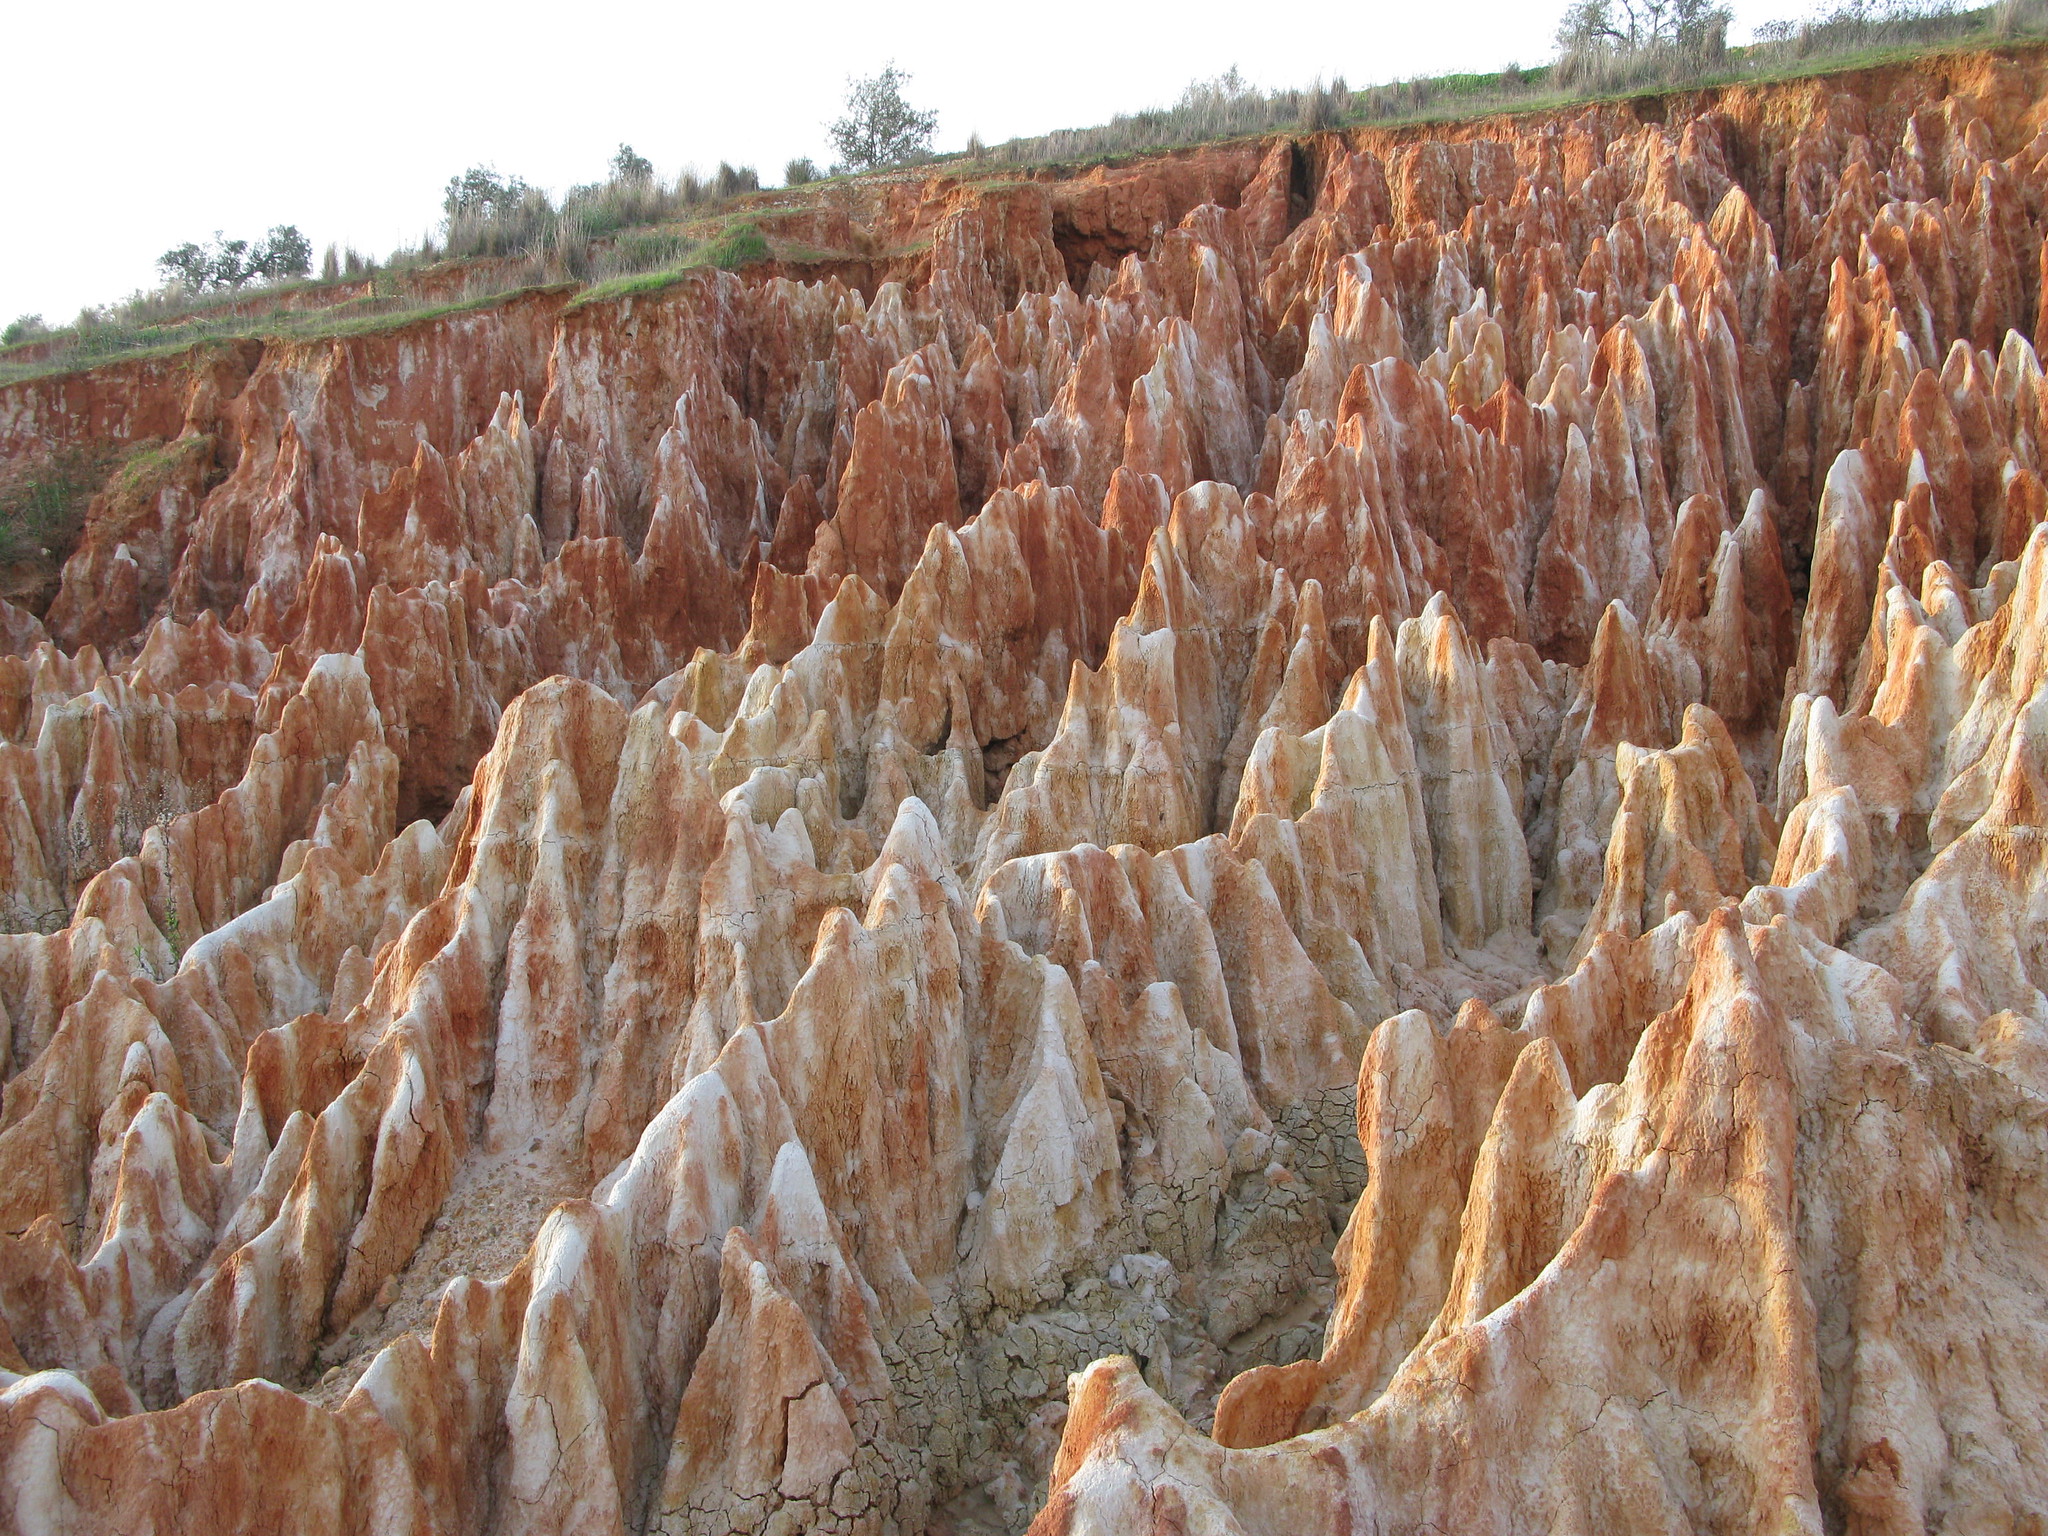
<box><xmin>4</xmin><ymin>42</ymin><xmax>2048</xmax><ymax>1536</ymax></box>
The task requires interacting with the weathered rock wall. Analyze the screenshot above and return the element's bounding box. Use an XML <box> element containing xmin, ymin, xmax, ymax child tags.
<box><xmin>2</xmin><ymin>45</ymin><xmax>2048</xmax><ymax>1536</ymax></box>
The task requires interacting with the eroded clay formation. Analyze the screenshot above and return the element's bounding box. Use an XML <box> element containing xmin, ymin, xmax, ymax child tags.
<box><xmin>3</xmin><ymin>48</ymin><xmax>2048</xmax><ymax>1535</ymax></box>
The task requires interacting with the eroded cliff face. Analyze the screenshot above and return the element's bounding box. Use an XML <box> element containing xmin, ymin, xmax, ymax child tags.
<box><xmin>3</xmin><ymin>45</ymin><xmax>2048</xmax><ymax>1536</ymax></box>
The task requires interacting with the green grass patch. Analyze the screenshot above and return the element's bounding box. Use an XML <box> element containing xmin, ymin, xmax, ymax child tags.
<box><xmin>0</xmin><ymin>441</ymin><xmax>129</xmax><ymax>568</ymax></box>
<box><xmin>107</xmin><ymin>435</ymin><xmax>207</xmax><ymax>502</ymax></box>
<box><xmin>568</xmin><ymin>265</ymin><xmax>705</xmax><ymax>309</ymax></box>
<box><xmin>278</xmin><ymin>284</ymin><xmax>570</xmax><ymax>343</ymax></box>
<box><xmin>568</xmin><ymin>219</ymin><xmax>771</xmax><ymax>308</ymax></box>
<box><xmin>605</xmin><ymin>230</ymin><xmax>693</xmax><ymax>270</ymax></box>
<box><xmin>696</xmin><ymin>221</ymin><xmax>769</xmax><ymax>271</ymax></box>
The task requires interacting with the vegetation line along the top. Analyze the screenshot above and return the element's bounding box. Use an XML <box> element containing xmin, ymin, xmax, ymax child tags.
<box><xmin>2</xmin><ymin>1</ymin><xmax>2043</xmax><ymax>387</ymax></box>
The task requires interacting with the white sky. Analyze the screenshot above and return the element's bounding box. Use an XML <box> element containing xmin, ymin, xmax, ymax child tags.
<box><xmin>7</xmin><ymin>0</ymin><xmax>1795</xmax><ymax>325</ymax></box>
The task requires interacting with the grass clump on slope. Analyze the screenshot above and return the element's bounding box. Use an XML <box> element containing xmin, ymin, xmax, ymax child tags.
<box><xmin>567</xmin><ymin>222</ymin><xmax>771</xmax><ymax>310</ymax></box>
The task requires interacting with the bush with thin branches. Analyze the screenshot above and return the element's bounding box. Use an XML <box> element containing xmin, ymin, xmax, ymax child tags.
<box><xmin>830</xmin><ymin>64</ymin><xmax>938</xmax><ymax>172</ymax></box>
<box><xmin>1553</xmin><ymin>0</ymin><xmax>1732</xmax><ymax>91</ymax></box>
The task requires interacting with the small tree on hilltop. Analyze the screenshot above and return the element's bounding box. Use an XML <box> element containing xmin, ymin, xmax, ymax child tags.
<box><xmin>156</xmin><ymin>225</ymin><xmax>310</xmax><ymax>292</ymax></box>
<box><xmin>611</xmin><ymin>143</ymin><xmax>654</xmax><ymax>183</ymax></box>
<box><xmin>830</xmin><ymin>64</ymin><xmax>938</xmax><ymax>172</ymax></box>
<box><xmin>251</xmin><ymin>225</ymin><xmax>312</xmax><ymax>282</ymax></box>
<box><xmin>157</xmin><ymin>242</ymin><xmax>214</xmax><ymax>291</ymax></box>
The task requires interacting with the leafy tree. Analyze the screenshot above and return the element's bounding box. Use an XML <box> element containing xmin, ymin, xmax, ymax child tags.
<box><xmin>611</xmin><ymin>143</ymin><xmax>654</xmax><ymax>182</ymax></box>
<box><xmin>829</xmin><ymin>63</ymin><xmax>938</xmax><ymax>172</ymax></box>
<box><xmin>156</xmin><ymin>226</ymin><xmax>310</xmax><ymax>292</ymax></box>
<box><xmin>251</xmin><ymin>225</ymin><xmax>312</xmax><ymax>281</ymax></box>
<box><xmin>211</xmin><ymin>237</ymin><xmax>253</xmax><ymax>288</ymax></box>
<box><xmin>157</xmin><ymin>242</ymin><xmax>213</xmax><ymax>290</ymax></box>
<box><xmin>2</xmin><ymin>315</ymin><xmax>46</xmax><ymax>347</ymax></box>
